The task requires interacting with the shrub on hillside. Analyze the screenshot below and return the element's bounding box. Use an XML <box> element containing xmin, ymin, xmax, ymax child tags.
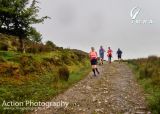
<box><xmin>72</xmin><ymin>49</ymin><xmax>88</xmax><ymax>62</ymax></box>
<box><xmin>19</xmin><ymin>55</ymin><xmax>37</xmax><ymax>75</ymax></box>
<box><xmin>151</xmin><ymin>69</ymin><xmax>160</xmax><ymax>85</ymax></box>
<box><xmin>57</xmin><ymin>47</ymin><xmax>63</xmax><ymax>51</ymax></box>
<box><xmin>58</xmin><ymin>66</ymin><xmax>69</xmax><ymax>81</ymax></box>
<box><xmin>128</xmin><ymin>57</ymin><xmax>160</xmax><ymax>113</ymax></box>
<box><xmin>139</xmin><ymin>67</ymin><xmax>146</xmax><ymax>79</ymax></box>
<box><xmin>26</xmin><ymin>43</ymin><xmax>46</xmax><ymax>53</ymax></box>
<box><xmin>0</xmin><ymin>56</ymin><xmax>6</xmax><ymax>62</ymax></box>
<box><xmin>128</xmin><ymin>57</ymin><xmax>160</xmax><ymax>83</ymax></box>
<box><xmin>61</xmin><ymin>53</ymin><xmax>72</xmax><ymax>65</ymax></box>
<box><xmin>45</xmin><ymin>41</ymin><xmax>56</xmax><ymax>51</ymax></box>
<box><xmin>0</xmin><ymin>62</ymin><xmax>20</xmax><ymax>77</ymax></box>
<box><xmin>43</xmin><ymin>57</ymin><xmax>62</xmax><ymax>66</ymax></box>
<box><xmin>0</xmin><ymin>42</ymin><xmax>8</xmax><ymax>51</ymax></box>
<box><xmin>139</xmin><ymin>65</ymin><xmax>156</xmax><ymax>79</ymax></box>
<box><xmin>26</xmin><ymin>44</ymin><xmax>39</xmax><ymax>53</ymax></box>
<box><xmin>148</xmin><ymin>55</ymin><xmax>158</xmax><ymax>61</ymax></box>
<box><xmin>11</xmin><ymin>40</ymin><xmax>18</xmax><ymax>47</ymax></box>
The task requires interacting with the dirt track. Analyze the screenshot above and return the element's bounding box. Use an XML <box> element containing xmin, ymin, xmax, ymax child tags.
<box><xmin>31</xmin><ymin>62</ymin><xmax>150</xmax><ymax>114</ymax></box>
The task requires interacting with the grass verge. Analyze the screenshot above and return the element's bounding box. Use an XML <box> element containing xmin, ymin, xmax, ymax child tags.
<box><xmin>0</xmin><ymin>50</ymin><xmax>91</xmax><ymax>114</ymax></box>
<box><xmin>0</xmin><ymin>65</ymin><xmax>91</xmax><ymax>114</ymax></box>
<box><xmin>127</xmin><ymin>59</ymin><xmax>160</xmax><ymax>114</ymax></box>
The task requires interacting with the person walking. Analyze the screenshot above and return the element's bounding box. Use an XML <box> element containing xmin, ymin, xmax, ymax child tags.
<box><xmin>89</xmin><ymin>47</ymin><xmax>100</xmax><ymax>76</ymax></box>
<box><xmin>107</xmin><ymin>47</ymin><xmax>113</xmax><ymax>63</ymax></box>
<box><xmin>117</xmin><ymin>48</ymin><xmax>123</xmax><ymax>63</ymax></box>
<box><xmin>99</xmin><ymin>46</ymin><xmax>105</xmax><ymax>65</ymax></box>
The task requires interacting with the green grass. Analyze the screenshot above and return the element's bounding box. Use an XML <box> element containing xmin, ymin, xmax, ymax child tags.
<box><xmin>127</xmin><ymin>57</ymin><xmax>160</xmax><ymax>114</ymax></box>
<box><xmin>0</xmin><ymin>51</ymin><xmax>20</xmax><ymax>60</ymax></box>
<box><xmin>0</xmin><ymin>51</ymin><xmax>91</xmax><ymax>114</ymax></box>
<box><xmin>0</xmin><ymin>65</ymin><xmax>91</xmax><ymax>114</ymax></box>
<box><xmin>139</xmin><ymin>79</ymin><xmax>160</xmax><ymax>114</ymax></box>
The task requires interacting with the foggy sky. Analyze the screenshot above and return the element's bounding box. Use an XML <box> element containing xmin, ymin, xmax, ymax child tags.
<box><xmin>35</xmin><ymin>0</ymin><xmax>160</xmax><ymax>59</ymax></box>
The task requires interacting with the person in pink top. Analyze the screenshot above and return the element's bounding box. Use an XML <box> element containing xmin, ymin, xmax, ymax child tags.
<box><xmin>89</xmin><ymin>47</ymin><xmax>100</xmax><ymax>76</ymax></box>
<box><xmin>107</xmin><ymin>47</ymin><xmax>113</xmax><ymax>63</ymax></box>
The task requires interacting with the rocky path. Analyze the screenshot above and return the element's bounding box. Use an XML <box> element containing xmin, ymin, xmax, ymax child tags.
<box><xmin>32</xmin><ymin>63</ymin><xmax>150</xmax><ymax>114</ymax></box>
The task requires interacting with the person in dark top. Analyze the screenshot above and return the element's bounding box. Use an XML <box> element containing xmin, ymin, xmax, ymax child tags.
<box><xmin>117</xmin><ymin>48</ymin><xmax>123</xmax><ymax>63</ymax></box>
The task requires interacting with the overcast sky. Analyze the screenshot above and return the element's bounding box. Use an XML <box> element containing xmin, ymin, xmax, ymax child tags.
<box><xmin>35</xmin><ymin>0</ymin><xmax>160</xmax><ymax>59</ymax></box>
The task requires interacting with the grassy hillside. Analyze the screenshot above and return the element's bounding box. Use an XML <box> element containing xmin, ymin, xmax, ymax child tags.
<box><xmin>0</xmin><ymin>34</ymin><xmax>91</xmax><ymax>114</ymax></box>
<box><xmin>0</xmin><ymin>33</ymin><xmax>19</xmax><ymax>51</ymax></box>
<box><xmin>127</xmin><ymin>56</ymin><xmax>160</xmax><ymax>114</ymax></box>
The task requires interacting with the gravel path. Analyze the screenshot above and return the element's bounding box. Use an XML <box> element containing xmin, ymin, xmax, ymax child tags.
<box><xmin>31</xmin><ymin>62</ymin><xmax>150</xmax><ymax>114</ymax></box>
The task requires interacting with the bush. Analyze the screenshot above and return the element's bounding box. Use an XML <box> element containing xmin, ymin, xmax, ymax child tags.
<box><xmin>128</xmin><ymin>57</ymin><xmax>160</xmax><ymax>113</ymax></box>
<box><xmin>139</xmin><ymin>67</ymin><xmax>145</xmax><ymax>79</ymax></box>
<box><xmin>45</xmin><ymin>41</ymin><xmax>56</xmax><ymax>51</ymax></box>
<box><xmin>0</xmin><ymin>56</ymin><xmax>6</xmax><ymax>62</ymax></box>
<box><xmin>26</xmin><ymin>44</ymin><xmax>38</xmax><ymax>53</ymax></box>
<box><xmin>19</xmin><ymin>55</ymin><xmax>37</xmax><ymax>75</ymax></box>
<box><xmin>61</xmin><ymin>53</ymin><xmax>72</xmax><ymax>65</ymax></box>
<box><xmin>58</xmin><ymin>66</ymin><xmax>69</xmax><ymax>81</ymax></box>
<box><xmin>11</xmin><ymin>40</ymin><xmax>19</xmax><ymax>47</ymax></box>
<box><xmin>43</xmin><ymin>57</ymin><xmax>62</xmax><ymax>66</ymax></box>
<box><xmin>26</xmin><ymin>43</ymin><xmax>45</xmax><ymax>53</ymax></box>
<box><xmin>145</xmin><ymin>67</ymin><xmax>154</xmax><ymax>78</ymax></box>
<box><xmin>0</xmin><ymin>42</ymin><xmax>8</xmax><ymax>51</ymax></box>
<box><xmin>0</xmin><ymin>62</ymin><xmax>20</xmax><ymax>77</ymax></box>
<box><xmin>72</xmin><ymin>49</ymin><xmax>88</xmax><ymax>62</ymax></box>
<box><xmin>151</xmin><ymin>69</ymin><xmax>160</xmax><ymax>85</ymax></box>
<box><xmin>148</xmin><ymin>55</ymin><xmax>158</xmax><ymax>61</ymax></box>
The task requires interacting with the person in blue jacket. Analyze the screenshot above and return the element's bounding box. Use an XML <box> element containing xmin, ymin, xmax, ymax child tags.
<box><xmin>99</xmin><ymin>46</ymin><xmax>105</xmax><ymax>65</ymax></box>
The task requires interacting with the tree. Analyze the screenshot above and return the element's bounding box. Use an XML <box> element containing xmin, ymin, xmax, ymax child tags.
<box><xmin>28</xmin><ymin>27</ymin><xmax>42</xmax><ymax>43</ymax></box>
<box><xmin>45</xmin><ymin>40</ymin><xmax>56</xmax><ymax>51</ymax></box>
<box><xmin>0</xmin><ymin>0</ymin><xmax>49</xmax><ymax>52</ymax></box>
